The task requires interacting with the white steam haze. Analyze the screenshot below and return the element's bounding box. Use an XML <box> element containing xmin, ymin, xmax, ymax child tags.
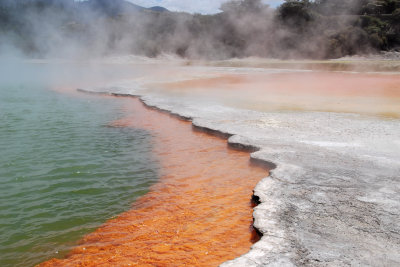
<box><xmin>126</xmin><ymin>0</ymin><xmax>284</xmax><ymax>14</ymax></box>
<box><xmin>2</xmin><ymin>0</ymin><xmax>392</xmax><ymax>61</ymax></box>
<box><xmin>1</xmin><ymin>0</ymin><xmax>277</xmax><ymax>59</ymax></box>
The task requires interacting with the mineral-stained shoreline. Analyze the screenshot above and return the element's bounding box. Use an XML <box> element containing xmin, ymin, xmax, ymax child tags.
<box><xmin>38</xmin><ymin>95</ymin><xmax>269</xmax><ymax>266</ymax></box>
<box><xmin>82</xmin><ymin>63</ymin><xmax>400</xmax><ymax>266</ymax></box>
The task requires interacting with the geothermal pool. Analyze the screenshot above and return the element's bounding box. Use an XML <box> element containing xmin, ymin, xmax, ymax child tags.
<box><xmin>0</xmin><ymin>85</ymin><xmax>159</xmax><ymax>267</ymax></box>
<box><xmin>2</xmin><ymin>58</ymin><xmax>400</xmax><ymax>266</ymax></box>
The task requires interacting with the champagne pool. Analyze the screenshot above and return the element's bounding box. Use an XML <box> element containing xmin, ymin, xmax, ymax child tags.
<box><xmin>0</xmin><ymin>84</ymin><xmax>159</xmax><ymax>267</ymax></box>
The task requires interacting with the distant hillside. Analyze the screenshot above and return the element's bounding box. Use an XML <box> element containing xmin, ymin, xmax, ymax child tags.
<box><xmin>0</xmin><ymin>0</ymin><xmax>169</xmax><ymax>15</ymax></box>
<box><xmin>78</xmin><ymin>0</ymin><xmax>168</xmax><ymax>16</ymax></box>
<box><xmin>149</xmin><ymin>6</ymin><xmax>169</xmax><ymax>12</ymax></box>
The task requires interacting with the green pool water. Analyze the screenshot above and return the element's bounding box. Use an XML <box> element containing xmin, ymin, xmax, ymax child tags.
<box><xmin>0</xmin><ymin>82</ymin><xmax>159</xmax><ymax>266</ymax></box>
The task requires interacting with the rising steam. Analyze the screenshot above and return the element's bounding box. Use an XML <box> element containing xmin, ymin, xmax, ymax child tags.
<box><xmin>0</xmin><ymin>0</ymin><xmax>399</xmax><ymax>60</ymax></box>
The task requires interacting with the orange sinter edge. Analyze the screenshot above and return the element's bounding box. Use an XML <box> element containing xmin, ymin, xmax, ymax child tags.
<box><xmin>39</xmin><ymin>96</ymin><xmax>268</xmax><ymax>267</ymax></box>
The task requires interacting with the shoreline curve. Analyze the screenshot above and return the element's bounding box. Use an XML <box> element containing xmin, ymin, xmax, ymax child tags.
<box><xmin>78</xmin><ymin>88</ymin><xmax>277</xmax><ymax>265</ymax></box>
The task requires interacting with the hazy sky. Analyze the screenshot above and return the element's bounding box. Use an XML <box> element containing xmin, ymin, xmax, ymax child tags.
<box><xmin>128</xmin><ymin>0</ymin><xmax>284</xmax><ymax>14</ymax></box>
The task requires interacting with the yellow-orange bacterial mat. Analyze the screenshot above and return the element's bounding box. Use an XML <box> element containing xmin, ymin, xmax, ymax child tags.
<box><xmin>39</xmin><ymin>96</ymin><xmax>268</xmax><ymax>267</ymax></box>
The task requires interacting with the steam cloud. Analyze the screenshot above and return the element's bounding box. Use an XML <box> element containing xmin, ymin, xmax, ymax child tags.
<box><xmin>0</xmin><ymin>0</ymin><xmax>399</xmax><ymax>60</ymax></box>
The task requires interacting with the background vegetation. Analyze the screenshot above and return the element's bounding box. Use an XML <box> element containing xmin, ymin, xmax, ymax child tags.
<box><xmin>0</xmin><ymin>0</ymin><xmax>399</xmax><ymax>59</ymax></box>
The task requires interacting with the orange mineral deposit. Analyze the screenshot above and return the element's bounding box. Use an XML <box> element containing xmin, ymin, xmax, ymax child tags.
<box><xmin>39</xmin><ymin>96</ymin><xmax>268</xmax><ymax>267</ymax></box>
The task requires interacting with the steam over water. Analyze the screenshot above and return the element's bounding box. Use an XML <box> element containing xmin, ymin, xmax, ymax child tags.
<box><xmin>0</xmin><ymin>84</ymin><xmax>159</xmax><ymax>266</ymax></box>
